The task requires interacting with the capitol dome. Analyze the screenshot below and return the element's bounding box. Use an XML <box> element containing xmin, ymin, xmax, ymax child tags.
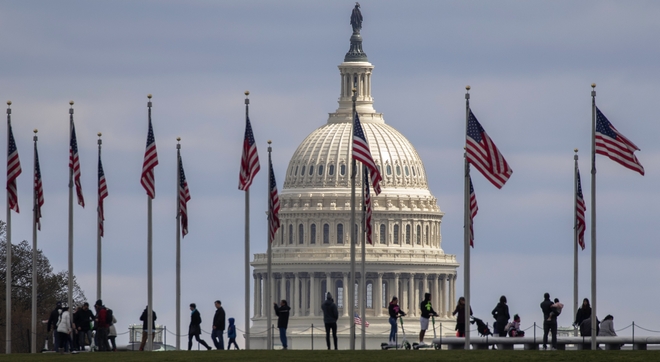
<box><xmin>250</xmin><ymin>10</ymin><xmax>458</xmax><ymax>349</ymax></box>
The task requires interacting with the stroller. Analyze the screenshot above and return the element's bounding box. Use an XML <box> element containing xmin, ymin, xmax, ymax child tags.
<box><xmin>470</xmin><ymin>316</ymin><xmax>492</xmax><ymax>337</ymax></box>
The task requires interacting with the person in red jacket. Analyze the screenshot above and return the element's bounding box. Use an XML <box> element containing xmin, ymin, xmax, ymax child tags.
<box><xmin>94</xmin><ymin>300</ymin><xmax>110</xmax><ymax>351</ymax></box>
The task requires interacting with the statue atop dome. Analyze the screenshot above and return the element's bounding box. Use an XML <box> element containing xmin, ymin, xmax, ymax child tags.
<box><xmin>345</xmin><ymin>3</ymin><xmax>368</xmax><ymax>62</ymax></box>
<box><xmin>350</xmin><ymin>2</ymin><xmax>363</xmax><ymax>34</ymax></box>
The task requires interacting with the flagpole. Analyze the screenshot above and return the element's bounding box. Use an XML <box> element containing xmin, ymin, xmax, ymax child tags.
<box><xmin>244</xmin><ymin>91</ymin><xmax>251</xmax><ymax>350</ymax></box>
<box><xmin>360</xmin><ymin>164</ymin><xmax>366</xmax><ymax>350</ymax></box>
<box><xmin>31</xmin><ymin>129</ymin><xmax>38</xmax><ymax>353</ymax></box>
<box><xmin>97</xmin><ymin>133</ymin><xmax>103</xmax><ymax>301</ymax></box>
<box><xmin>590</xmin><ymin>84</ymin><xmax>597</xmax><ymax>350</ymax></box>
<box><xmin>67</xmin><ymin>100</ymin><xmax>74</xmax><ymax>312</ymax></box>
<box><xmin>146</xmin><ymin>94</ymin><xmax>154</xmax><ymax>352</ymax></box>
<box><xmin>349</xmin><ymin>87</ymin><xmax>357</xmax><ymax>350</ymax></box>
<box><xmin>463</xmin><ymin>86</ymin><xmax>471</xmax><ymax>350</ymax></box>
<box><xmin>266</xmin><ymin>140</ymin><xmax>273</xmax><ymax>350</ymax></box>
<box><xmin>5</xmin><ymin>100</ymin><xmax>12</xmax><ymax>354</ymax></box>
<box><xmin>573</xmin><ymin>148</ymin><xmax>579</xmax><ymax>337</ymax></box>
<box><xmin>175</xmin><ymin>137</ymin><xmax>181</xmax><ymax>351</ymax></box>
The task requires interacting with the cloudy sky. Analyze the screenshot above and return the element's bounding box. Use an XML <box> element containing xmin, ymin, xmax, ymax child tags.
<box><xmin>2</xmin><ymin>0</ymin><xmax>660</xmax><ymax>347</ymax></box>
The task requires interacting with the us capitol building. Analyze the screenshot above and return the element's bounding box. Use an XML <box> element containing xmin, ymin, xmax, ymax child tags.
<box><xmin>250</xmin><ymin>8</ymin><xmax>459</xmax><ymax>349</ymax></box>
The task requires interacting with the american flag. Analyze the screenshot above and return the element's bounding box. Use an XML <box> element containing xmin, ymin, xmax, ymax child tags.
<box><xmin>466</xmin><ymin>110</ymin><xmax>512</xmax><ymax>189</ymax></box>
<box><xmin>575</xmin><ymin>169</ymin><xmax>586</xmax><ymax>250</ymax></box>
<box><xmin>364</xmin><ymin>169</ymin><xmax>372</xmax><ymax>245</ymax></box>
<box><xmin>141</xmin><ymin>118</ymin><xmax>159</xmax><ymax>199</ymax></box>
<box><xmin>6</xmin><ymin>123</ymin><xmax>21</xmax><ymax>213</ymax></box>
<box><xmin>469</xmin><ymin>176</ymin><xmax>478</xmax><ymax>247</ymax></box>
<box><xmin>69</xmin><ymin>123</ymin><xmax>85</xmax><ymax>207</ymax></box>
<box><xmin>595</xmin><ymin>108</ymin><xmax>644</xmax><ymax>175</ymax></box>
<box><xmin>352</xmin><ymin>113</ymin><xmax>382</xmax><ymax>195</ymax></box>
<box><xmin>34</xmin><ymin>142</ymin><xmax>44</xmax><ymax>230</ymax></box>
<box><xmin>238</xmin><ymin>116</ymin><xmax>260</xmax><ymax>191</ymax></box>
<box><xmin>98</xmin><ymin>152</ymin><xmax>108</xmax><ymax>237</ymax></box>
<box><xmin>354</xmin><ymin>312</ymin><xmax>369</xmax><ymax>327</ymax></box>
<box><xmin>268</xmin><ymin>160</ymin><xmax>280</xmax><ymax>243</ymax></box>
<box><xmin>178</xmin><ymin>154</ymin><xmax>191</xmax><ymax>237</ymax></box>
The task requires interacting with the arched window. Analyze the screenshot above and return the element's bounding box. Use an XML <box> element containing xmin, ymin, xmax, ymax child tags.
<box><xmin>337</xmin><ymin>280</ymin><xmax>344</xmax><ymax>308</ymax></box>
<box><xmin>309</xmin><ymin>165</ymin><xmax>314</xmax><ymax>176</ymax></box>
<box><xmin>340</xmin><ymin>164</ymin><xmax>346</xmax><ymax>176</ymax></box>
<box><xmin>379</xmin><ymin>224</ymin><xmax>386</xmax><ymax>244</ymax></box>
<box><xmin>412</xmin><ymin>166</ymin><xmax>416</xmax><ymax>176</ymax></box>
<box><xmin>366</xmin><ymin>282</ymin><xmax>373</xmax><ymax>308</ymax></box>
<box><xmin>416</xmin><ymin>225</ymin><xmax>421</xmax><ymax>245</ymax></box>
<box><xmin>288</xmin><ymin>224</ymin><xmax>293</xmax><ymax>244</ymax></box>
<box><xmin>377</xmin><ymin>165</ymin><xmax>382</xmax><ymax>175</ymax></box>
<box><xmin>337</xmin><ymin>223</ymin><xmax>344</xmax><ymax>244</ymax></box>
<box><xmin>299</xmin><ymin>224</ymin><xmax>304</xmax><ymax>244</ymax></box>
<box><xmin>393</xmin><ymin>225</ymin><xmax>399</xmax><ymax>244</ymax></box>
<box><xmin>329</xmin><ymin>164</ymin><xmax>335</xmax><ymax>176</ymax></box>
<box><xmin>425</xmin><ymin>225</ymin><xmax>429</xmax><ymax>244</ymax></box>
<box><xmin>405</xmin><ymin>224</ymin><xmax>411</xmax><ymax>244</ymax></box>
<box><xmin>386</xmin><ymin>165</ymin><xmax>392</xmax><ymax>175</ymax></box>
<box><xmin>323</xmin><ymin>223</ymin><xmax>330</xmax><ymax>244</ymax></box>
<box><xmin>295</xmin><ymin>166</ymin><xmax>299</xmax><ymax>175</ymax></box>
<box><xmin>396</xmin><ymin>165</ymin><xmax>401</xmax><ymax>176</ymax></box>
<box><xmin>301</xmin><ymin>165</ymin><xmax>306</xmax><ymax>176</ymax></box>
<box><xmin>318</xmin><ymin>165</ymin><xmax>324</xmax><ymax>176</ymax></box>
<box><xmin>405</xmin><ymin>166</ymin><xmax>410</xmax><ymax>176</ymax></box>
<box><xmin>310</xmin><ymin>224</ymin><xmax>317</xmax><ymax>244</ymax></box>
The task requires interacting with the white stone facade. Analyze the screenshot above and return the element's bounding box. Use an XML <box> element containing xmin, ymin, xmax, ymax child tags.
<box><xmin>250</xmin><ymin>37</ymin><xmax>459</xmax><ymax>350</ymax></box>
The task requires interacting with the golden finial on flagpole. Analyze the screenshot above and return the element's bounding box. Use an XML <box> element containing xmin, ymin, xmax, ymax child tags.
<box><xmin>574</xmin><ymin>148</ymin><xmax>578</xmax><ymax>153</ymax></box>
<box><xmin>147</xmin><ymin>94</ymin><xmax>152</xmax><ymax>99</ymax></box>
<box><xmin>466</xmin><ymin>85</ymin><xmax>471</xmax><ymax>91</ymax></box>
<box><xmin>244</xmin><ymin>90</ymin><xmax>250</xmax><ymax>96</ymax></box>
<box><xmin>591</xmin><ymin>83</ymin><xmax>596</xmax><ymax>89</ymax></box>
<box><xmin>98</xmin><ymin>132</ymin><xmax>102</xmax><ymax>137</ymax></box>
<box><xmin>34</xmin><ymin>129</ymin><xmax>38</xmax><ymax>134</ymax></box>
<box><xmin>7</xmin><ymin>101</ymin><xmax>11</xmax><ymax>106</ymax></box>
<box><xmin>69</xmin><ymin>100</ymin><xmax>74</xmax><ymax>106</ymax></box>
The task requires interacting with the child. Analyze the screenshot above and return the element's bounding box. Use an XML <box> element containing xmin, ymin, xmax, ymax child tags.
<box><xmin>507</xmin><ymin>314</ymin><xmax>525</xmax><ymax>337</ymax></box>
<box><xmin>227</xmin><ymin>318</ymin><xmax>239</xmax><ymax>350</ymax></box>
<box><xmin>548</xmin><ymin>298</ymin><xmax>564</xmax><ymax>321</ymax></box>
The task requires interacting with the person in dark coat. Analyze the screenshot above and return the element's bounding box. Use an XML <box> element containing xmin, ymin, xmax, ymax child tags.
<box><xmin>321</xmin><ymin>292</ymin><xmax>339</xmax><ymax>350</ymax></box>
<box><xmin>540</xmin><ymin>293</ymin><xmax>557</xmax><ymax>350</ymax></box>
<box><xmin>188</xmin><ymin>303</ymin><xmax>212</xmax><ymax>350</ymax></box>
<box><xmin>211</xmin><ymin>300</ymin><xmax>226</xmax><ymax>350</ymax></box>
<box><xmin>452</xmin><ymin>296</ymin><xmax>472</xmax><ymax>337</ymax></box>
<box><xmin>47</xmin><ymin>301</ymin><xmax>63</xmax><ymax>351</ymax></box>
<box><xmin>94</xmin><ymin>300</ymin><xmax>110</xmax><ymax>352</ymax></box>
<box><xmin>274</xmin><ymin>300</ymin><xmax>291</xmax><ymax>349</ymax></box>
<box><xmin>73</xmin><ymin>302</ymin><xmax>94</xmax><ymax>351</ymax></box>
<box><xmin>574</xmin><ymin>298</ymin><xmax>592</xmax><ymax>334</ymax></box>
<box><xmin>139</xmin><ymin>306</ymin><xmax>157</xmax><ymax>351</ymax></box>
<box><xmin>492</xmin><ymin>295</ymin><xmax>510</xmax><ymax>337</ymax></box>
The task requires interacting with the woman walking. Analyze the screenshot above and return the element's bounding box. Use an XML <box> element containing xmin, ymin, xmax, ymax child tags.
<box><xmin>452</xmin><ymin>297</ymin><xmax>472</xmax><ymax>337</ymax></box>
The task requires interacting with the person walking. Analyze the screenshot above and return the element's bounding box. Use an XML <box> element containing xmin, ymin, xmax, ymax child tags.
<box><xmin>321</xmin><ymin>292</ymin><xmax>338</xmax><ymax>350</ymax></box>
<box><xmin>138</xmin><ymin>306</ymin><xmax>157</xmax><ymax>351</ymax></box>
<box><xmin>491</xmin><ymin>295</ymin><xmax>510</xmax><ymax>337</ymax></box>
<box><xmin>452</xmin><ymin>297</ymin><xmax>472</xmax><ymax>337</ymax></box>
<box><xmin>387</xmin><ymin>296</ymin><xmax>406</xmax><ymax>346</ymax></box>
<box><xmin>188</xmin><ymin>303</ymin><xmax>212</xmax><ymax>350</ymax></box>
<box><xmin>74</xmin><ymin>302</ymin><xmax>94</xmax><ymax>351</ymax></box>
<box><xmin>94</xmin><ymin>300</ymin><xmax>110</xmax><ymax>352</ymax></box>
<box><xmin>540</xmin><ymin>292</ymin><xmax>557</xmax><ymax>350</ymax></box>
<box><xmin>211</xmin><ymin>300</ymin><xmax>226</xmax><ymax>350</ymax></box>
<box><xmin>419</xmin><ymin>293</ymin><xmax>438</xmax><ymax>346</ymax></box>
<box><xmin>274</xmin><ymin>300</ymin><xmax>291</xmax><ymax>350</ymax></box>
<box><xmin>48</xmin><ymin>301</ymin><xmax>63</xmax><ymax>352</ymax></box>
<box><xmin>108</xmin><ymin>312</ymin><xmax>118</xmax><ymax>351</ymax></box>
<box><xmin>56</xmin><ymin>305</ymin><xmax>72</xmax><ymax>354</ymax></box>
<box><xmin>227</xmin><ymin>317</ymin><xmax>240</xmax><ymax>350</ymax></box>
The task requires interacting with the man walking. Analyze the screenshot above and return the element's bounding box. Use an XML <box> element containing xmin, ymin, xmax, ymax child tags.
<box><xmin>47</xmin><ymin>301</ymin><xmax>63</xmax><ymax>352</ymax></box>
<box><xmin>188</xmin><ymin>303</ymin><xmax>212</xmax><ymax>350</ymax></box>
<box><xmin>273</xmin><ymin>300</ymin><xmax>291</xmax><ymax>350</ymax></box>
<box><xmin>540</xmin><ymin>292</ymin><xmax>557</xmax><ymax>350</ymax></box>
<box><xmin>139</xmin><ymin>306</ymin><xmax>157</xmax><ymax>351</ymax></box>
<box><xmin>211</xmin><ymin>300</ymin><xmax>226</xmax><ymax>350</ymax></box>
<box><xmin>321</xmin><ymin>292</ymin><xmax>338</xmax><ymax>350</ymax></box>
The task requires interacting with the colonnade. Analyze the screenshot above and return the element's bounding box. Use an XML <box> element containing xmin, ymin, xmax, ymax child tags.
<box><xmin>253</xmin><ymin>271</ymin><xmax>457</xmax><ymax>319</ymax></box>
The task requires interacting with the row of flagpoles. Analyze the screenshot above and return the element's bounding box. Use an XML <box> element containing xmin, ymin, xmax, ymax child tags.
<box><xmin>4</xmin><ymin>96</ymin><xmax>193</xmax><ymax>352</ymax></box>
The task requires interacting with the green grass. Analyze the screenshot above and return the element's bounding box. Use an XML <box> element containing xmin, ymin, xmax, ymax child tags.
<box><xmin>0</xmin><ymin>350</ymin><xmax>660</xmax><ymax>362</ymax></box>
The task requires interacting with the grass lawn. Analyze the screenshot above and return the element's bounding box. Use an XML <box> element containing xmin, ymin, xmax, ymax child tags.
<box><xmin>1</xmin><ymin>350</ymin><xmax>660</xmax><ymax>362</ymax></box>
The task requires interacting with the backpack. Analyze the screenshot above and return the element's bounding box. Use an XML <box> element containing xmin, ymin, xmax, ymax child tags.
<box><xmin>105</xmin><ymin>308</ymin><xmax>114</xmax><ymax>325</ymax></box>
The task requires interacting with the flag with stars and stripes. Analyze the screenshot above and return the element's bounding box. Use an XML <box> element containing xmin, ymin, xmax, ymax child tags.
<box><xmin>354</xmin><ymin>312</ymin><xmax>369</xmax><ymax>327</ymax></box>
<box><xmin>238</xmin><ymin>116</ymin><xmax>260</xmax><ymax>191</ymax></box>
<box><xmin>575</xmin><ymin>169</ymin><xmax>586</xmax><ymax>250</ymax></box>
<box><xmin>69</xmin><ymin>123</ymin><xmax>85</xmax><ymax>207</ymax></box>
<box><xmin>595</xmin><ymin>107</ymin><xmax>644</xmax><ymax>175</ymax></box>
<box><xmin>352</xmin><ymin>113</ymin><xmax>382</xmax><ymax>195</ymax></box>
<box><xmin>98</xmin><ymin>151</ymin><xmax>108</xmax><ymax>237</ymax></box>
<box><xmin>466</xmin><ymin>110</ymin><xmax>512</xmax><ymax>189</ymax></box>
<box><xmin>34</xmin><ymin>141</ymin><xmax>44</xmax><ymax>229</ymax></box>
<box><xmin>268</xmin><ymin>160</ymin><xmax>280</xmax><ymax>243</ymax></box>
<box><xmin>6</xmin><ymin>123</ymin><xmax>21</xmax><ymax>213</ymax></box>
<box><xmin>364</xmin><ymin>169</ymin><xmax>372</xmax><ymax>245</ymax></box>
<box><xmin>141</xmin><ymin>118</ymin><xmax>159</xmax><ymax>198</ymax></box>
<box><xmin>178</xmin><ymin>154</ymin><xmax>191</xmax><ymax>237</ymax></box>
<box><xmin>469</xmin><ymin>176</ymin><xmax>478</xmax><ymax>247</ymax></box>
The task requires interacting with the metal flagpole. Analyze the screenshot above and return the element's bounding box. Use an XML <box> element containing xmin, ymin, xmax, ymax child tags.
<box><xmin>573</xmin><ymin>148</ymin><xmax>579</xmax><ymax>337</ymax></box>
<box><xmin>349</xmin><ymin>86</ymin><xmax>357</xmax><ymax>350</ymax></box>
<box><xmin>244</xmin><ymin>91</ymin><xmax>251</xmax><ymax>350</ymax></box>
<box><xmin>360</xmin><ymin>164</ymin><xmax>366</xmax><ymax>350</ymax></box>
<box><xmin>31</xmin><ymin>129</ymin><xmax>38</xmax><ymax>353</ymax></box>
<box><xmin>463</xmin><ymin>86</ymin><xmax>471</xmax><ymax>350</ymax></box>
<box><xmin>590</xmin><ymin>84</ymin><xmax>597</xmax><ymax>350</ymax></box>
<box><xmin>266</xmin><ymin>141</ymin><xmax>273</xmax><ymax>350</ymax></box>
<box><xmin>5</xmin><ymin>101</ymin><xmax>12</xmax><ymax>354</ymax></box>
<box><xmin>97</xmin><ymin>133</ymin><xmax>103</xmax><ymax>301</ymax></box>
<box><xmin>67</xmin><ymin>100</ymin><xmax>74</xmax><ymax>313</ymax></box>
<box><xmin>147</xmin><ymin>95</ymin><xmax>154</xmax><ymax>352</ymax></box>
<box><xmin>175</xmin><ymin>138</ymin><xmax>181</xmax><ymax>350</ymax></box>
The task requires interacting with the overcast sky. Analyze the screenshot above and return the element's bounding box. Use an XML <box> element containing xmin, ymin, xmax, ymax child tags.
<box><xmin>2</xmin><ymin>0</ymin><xmax>660</xmax><ymax>347</ymax></box>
